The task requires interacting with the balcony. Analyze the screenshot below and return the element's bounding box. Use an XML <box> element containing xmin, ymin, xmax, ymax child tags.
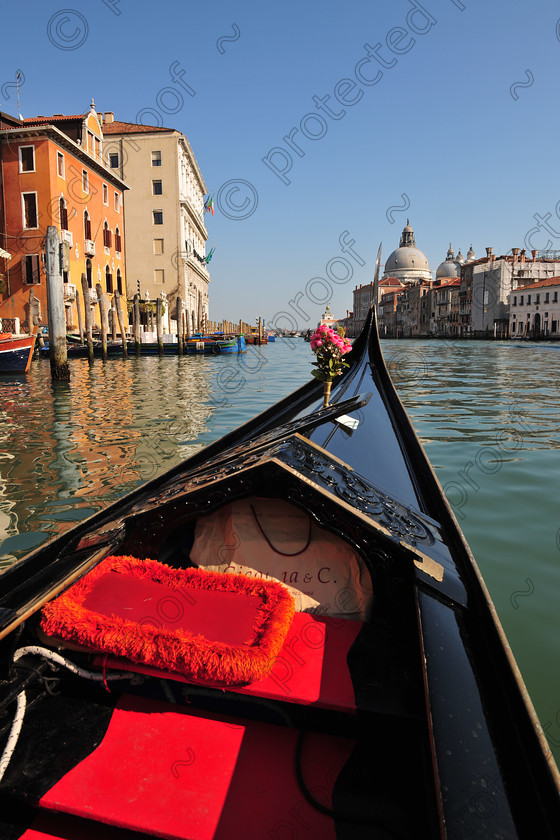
<box><xmin>63</xmin><ymin>283</ymin><xmax>76</xmax><ymax>300</ymax></box>
<box><xmin>84</xmin><ymin>240</ymin><xmax>95</xmax><ymax>256</ymax></box>
<box><xmin>61</xmin><ymin>230</ymin><xmax>73</xmax><ymax>246</ymax></box>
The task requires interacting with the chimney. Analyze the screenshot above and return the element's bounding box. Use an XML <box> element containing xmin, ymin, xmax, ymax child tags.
<box><xmin>104</xmin><ymin>111</ymin><xmax>114</xmax><ymax>124</ymax></box>
<box><xmin>512</xmin><ymin>247</ymin><xmax>519</xmax><ymax>258</ymax></box>
<box><xmin>520</xmin><ymin>249</ymin><xmax>526</xmax><ymax>263</ymax></box>
<box><xmin>532</xmin><ymin>250</ymin><xmax>537</xmax><ymax>261</ymax></box>
<box><xmin>486</xmin><ymin>247</ymin><xmax>493</xmax><ymax>260</ymax></box>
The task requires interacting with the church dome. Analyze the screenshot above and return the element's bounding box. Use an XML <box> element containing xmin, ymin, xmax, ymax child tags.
<box><xmin>436</xmin><ymin>244</ymin><xmax>461</xmax><ymax>279</ymax></box>
<box><xmin>382</xmin><ymin>220</ymin><xmax>431</xmax><ymax>282</ymax></box>
<box><xmin>385</xmin><ymin>246</ymin><xmax>430</xmax><ymax>273</ymax></box>
<box><xmin>466</xmin><ymin>244</ymin><xmax>475</xmax><ymax>262</ymax></box>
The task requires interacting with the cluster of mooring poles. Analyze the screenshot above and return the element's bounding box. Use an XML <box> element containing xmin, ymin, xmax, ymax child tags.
<box><xmin>44</xmin><ymin>227</ymin><xmax>255</xmax><ymax>382</ymax></box>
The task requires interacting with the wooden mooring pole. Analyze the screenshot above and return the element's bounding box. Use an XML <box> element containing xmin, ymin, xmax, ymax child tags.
<box><xmin>80</xmin><ymin>274</ymin><xmax>94</xmax><ymax>364</ymax></box>
<box><xmin>176</xmin><ymin>297</ymin><xmax>183</xmax><ymax>355</ymax></box>
<box><xmin>114</xmin><ymin>291</ymin><xmax>127</xmax><ymax>358</ymax></box>
<box><xmin>76</xmin><ymin>288</ymin><xmax>84</xmax><ymax>344</ymax></box>
<box><xmin>133</xmin><ymin>293</ymin><xmax>141</xmax><ymax>355</ymax></box>
<box><xmin>96</xmin><ymin>284</ymin><xmax>108</xmax><ymax>361</ymax></box>
<box><xmin>110</xmin><ymin>298</ymin><xmax>117</xmax><ymax>342</ymax></box>
<box><xmin>156</xmin><ymin>296</ymin><xmax>164</xmax><ymax>356</ymax></box>
<box><xmin>45</xmin><ymin>226</ymin><xmax>70</xmax><ymax>381</ymax></box>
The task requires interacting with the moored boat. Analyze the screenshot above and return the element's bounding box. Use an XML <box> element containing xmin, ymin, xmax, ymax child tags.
<box><xmin>0</xmin><ymin>333</ymin><xmax>36</xmax><ymax>374</ymax></box>
<box><xmin>0</xmin><ymin>303</ymin><xmax>559</xmax><ymax>839</ymax></box>
<box><xmin>39</xmin><ymin>334</ymin><xmax>247</xmax><ymax>358</ymax></box>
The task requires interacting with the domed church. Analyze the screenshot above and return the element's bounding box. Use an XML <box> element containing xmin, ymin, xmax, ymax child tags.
<box><xmin>436</xmin><ymin>244</ymin><xmax>462</xmax><ymax>280</ymax></box>
<box><xmin>382</xmin><ymin>221</ymin><xmax>432</xmax><ymax>284</ymax></box>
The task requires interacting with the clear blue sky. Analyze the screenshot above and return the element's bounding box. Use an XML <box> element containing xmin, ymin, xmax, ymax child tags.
<box><xmin>2</xmin><ymin>0</ymin><xmax>560</xmax><ymax>328</ymax></box>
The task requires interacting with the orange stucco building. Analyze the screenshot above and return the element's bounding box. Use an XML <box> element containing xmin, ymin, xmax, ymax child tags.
<box><xmin>0</xmin><ymin>102</ymin><xmax>128</xmax><ymax>331</ymax></box>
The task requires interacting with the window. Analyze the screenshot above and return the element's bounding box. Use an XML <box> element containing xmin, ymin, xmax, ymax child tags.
<box><xmin>154</xmin><ymin>269</ymin><xmax>165</xmax><ymax>284</ymax></box>
<box><xmin>116</xmin><ymin>269</ymin><xmax>123</xmax><ymax>295</ymax></box>
<box><xmin>545</xmin><ymin>292</ymin><xmax>550</xmax><ymax>303</ymax></box>
<box><xmin>114</xmin><ymin>191</ymin><xmax>120</xmax><ymax>212</ymax></box>
<box><xmin>19</xmin><ymin>145</ymin><xmax>35</xmax><ymax>172</ymax></box>
<box><xmin>152</xmin><ymin>180</ymin><xmax>162</xmax><ymax>196</ymax></box>
<box><xmin>115</xmin><ymin>226</ymin><xmax>122</xmax><ymax>253</ymax></box>
<box><xmin>82</xmin><ymin>169</ymin><xmax>89</xmax><ymax>193</ymax></box>
<box><xmin>519</xmin><ymin>295</ymin><xmax>524</xmax><ymax>305</ymax></box>
<box><xmin>536</xmin><ymin>294</ymin><xmax>540</xmax><ymax>304</ymax></box>
<box><xmin>105</xmin><ymin>266</ymin><xmax>113</xmax><ymax>294</ymax></box>
<box><xmin>153</xmin><ymin>238</ymin><xmax>164</xmax><ymax>255</ymax></box>
<box><xmin>22</xmin><ymin>192</ymin><xmax>38</xmax><ymax>228</ymax></box>
<box><xmin>153</xmin><ymin>210</ymin><xmax>163</xmax><ymax>225</ymax></box>
<box><xmin>553</xmin><ymin>320</ymin><xmax>558</xmax><ymax>333</ymax></box>
<box><xmin>151</xmin><ymin>150</ymin><xmax>161</xmax><ymax>166</ymax></box>
<box><xmin>512</xmin><ymin>296</ymin><xmax>517</xmax><ymax>306</ymax></box>
<box><xmin>84</xmin><ymin>210</ymin><xmax>91</xmax><ymax>240</ymax></box>
<box><xmin>103</xmin><ymin>222</ymin><xmax>112</xmax><ymax>248</ymax></box>
<box><xmin>57</xmin><ymin>152</ymin><xmax>65</xmax><ymax>178</ymax></box>
<box><xmin>527</xmin><ymin>295</ymin><xmax>531</xmax><ymax>305</ymax></box>
<box><xmin>86</xmin><ymin>258</ymin><xmax>93</xmax><ymax>289</ymax></box>
<box><xmin>554</xmin><ymin>292</ymin><xmax>559</xmax><ymax>303</ymax></box>
<box><xmin>109</xmin><ymin>153</ymin><xmax>119</xmax><ymax>168</ymax></box>
<box><xmin>59</xmin><ymin>198</ymin><xmax>68</xmax><ymax>231</ymax></box>
<box><xmin>87</xmin><ymin>131</ymin><xmax>94</xmax><ymax>153</ymax></box>
<box><xmin>22</xmin><ymin>254</ymin><xmax>40</xmax><ymax>284</ymax></box>
<box><xmin>103</xmin><ymin>184</ymin><xmax>108</xmax><ymax>205</ymax></box>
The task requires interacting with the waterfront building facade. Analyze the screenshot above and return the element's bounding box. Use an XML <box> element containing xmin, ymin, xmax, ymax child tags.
<box><xmin>434</xmin><ymin>279</ymin><xmax>461</xmax><ymax>336</ymax></box>
<box><xmin>508</xmin><ymin>277</ymin><xmax>560</xmax><ymax>338</ymax></box>
<box><xmin>101</xmin><ymin>114</ymin><xmax>210</xmax><ymax>333</ymax></box>
<box><xmin>0</xmin><ymin>103</ymin><xmax>128</xmax><ymax>331</ymax></box>
<box><xmin>468</xmin><ymin>248</ymin><xmax>560</xmax><ymax>336</ymax></box>
<box><xmin>395</xmin><ymin>280</ymin><xmax>432</xmax><ymax>337</ymax></box>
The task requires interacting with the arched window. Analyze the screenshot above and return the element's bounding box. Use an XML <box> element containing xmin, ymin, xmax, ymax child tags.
<box><xmin>103</xmin><ymin>221</ymin><xmax>112</xmax><ymax>248</ymax></box>
<box><xmin>86</xmin><ymin>258</ymin><xmax>92</xmax><ymax>289</ymax></box>
<box><xmin>84</xmin><ymin>210</ymin><xmax>91</xmax><ymax>240</ymax></box>
<box><xmin>105</xmin><ymin>265</ymin><xmax>113</xmax><ymax>294</ymax></box>
<box><xmin>115</xmin><ymin>226</ymin><xmax>122</xmax><ymax>253</ymax></box>
<box><xmin>116</xmin><ymin>268</ymin><xmax>123</xmax><ymax>295</ymax></box>
<box><xmin>59</xmin><ymin>197</ymin><xmax>68</xmax><ymax>231</ymax></box>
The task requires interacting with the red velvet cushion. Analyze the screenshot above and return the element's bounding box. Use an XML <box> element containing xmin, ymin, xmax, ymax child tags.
<box><xmin>40</xmin><ymin>555</ymin><xmax>295</xmax><ymax>686</ymax></box>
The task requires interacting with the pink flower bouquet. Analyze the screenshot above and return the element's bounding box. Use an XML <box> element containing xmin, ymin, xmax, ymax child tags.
<box><xmin>309</xmin><ymin>326</ymin><xmax>352</xmax><ymax>405</ymax></box>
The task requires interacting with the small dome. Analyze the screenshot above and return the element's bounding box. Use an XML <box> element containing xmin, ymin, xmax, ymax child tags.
<box><xmin>466</xmin><ymin>244</ymin><xmax>475</xmax><ymax>262</ymax></box>
<box><xmin>436</xmin><ymin>243</ymin><xmax>461</xmax><ymax>279</ymax></box>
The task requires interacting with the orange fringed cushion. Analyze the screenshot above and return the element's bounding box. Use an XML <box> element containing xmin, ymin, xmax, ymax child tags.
<box><xmin>39</xmin><ymin>555</ymin><xmax>295</xmax><ymax>686</ymax></box>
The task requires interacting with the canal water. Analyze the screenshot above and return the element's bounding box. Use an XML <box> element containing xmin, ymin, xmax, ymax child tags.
<box><xmin>1</xmin><ymin>337</ymin><xmax>560</xmax><ymax>758</ymax></box>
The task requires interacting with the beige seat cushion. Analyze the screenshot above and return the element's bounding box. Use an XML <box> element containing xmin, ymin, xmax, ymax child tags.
<box><xmin>190</xmin><ymin>496</ymin><xmax>373</xmax><ymax>621</ymax></box>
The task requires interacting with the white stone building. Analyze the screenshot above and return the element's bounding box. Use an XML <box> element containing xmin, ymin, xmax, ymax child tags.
<box><xmin>468</xmin><ymin>248</ymin><xmax>560</xmax><ymax>334</ymax></box>
<box><xmin>508</xmin><ymin>277</ymin><xmax>560</xmax><ymax>338</ymax></box>
<box><xmin>102</xmin><ymin>113</ymin><xmax>211</xmax><ymax>333</ymax></box>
